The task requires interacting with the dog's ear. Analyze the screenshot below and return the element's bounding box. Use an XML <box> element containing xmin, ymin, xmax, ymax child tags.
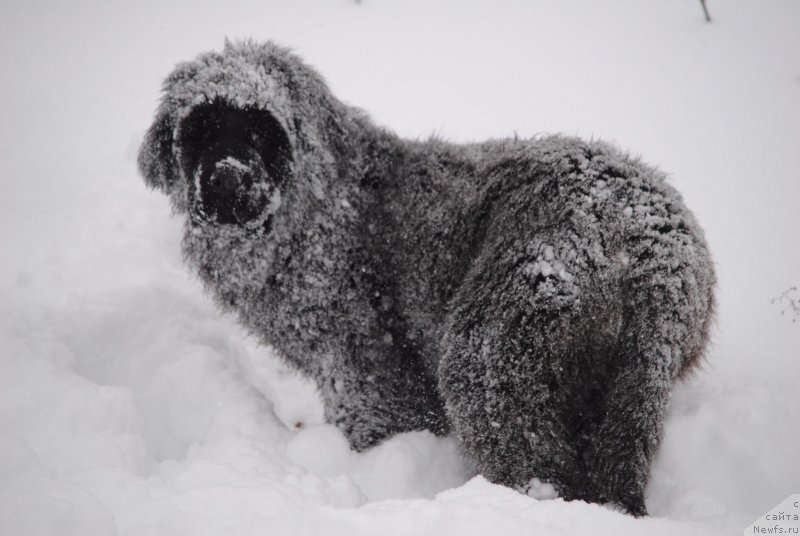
<box><xmin>138</xmin><ymin>109</ymin><xmax>178</xmax><ymax>192</ymax></box>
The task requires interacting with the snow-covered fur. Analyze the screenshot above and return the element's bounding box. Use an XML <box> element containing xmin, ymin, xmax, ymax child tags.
<box><xmin>138</xmin><ymin>40</ymin><xmax>715</xmax><ymax>516</ymax></box>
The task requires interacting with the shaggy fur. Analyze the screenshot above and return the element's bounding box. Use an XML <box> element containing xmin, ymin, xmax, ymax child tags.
<box><xmin>138</xmin><ymin>40</ymin><xmax>715</xmax><ymax>515</ymax></box>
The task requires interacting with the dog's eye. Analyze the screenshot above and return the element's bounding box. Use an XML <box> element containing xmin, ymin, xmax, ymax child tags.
<box><xmin>176</xmin><ymin>99</ymin><xmax>292</xmax><ymax>226</ymax></box>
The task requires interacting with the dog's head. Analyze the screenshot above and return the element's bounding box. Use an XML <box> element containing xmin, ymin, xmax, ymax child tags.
<box><xmin>138</xmin><ymin>40</ymin><xmax>351</xmax><ymax>237</ymax></box>
<box><xmin>138</xmin><ymin>41</ymin><xmax>372</xmax><ymax>328</ymax></box>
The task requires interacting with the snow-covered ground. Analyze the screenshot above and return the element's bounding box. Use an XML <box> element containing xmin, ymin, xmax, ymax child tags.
<box><xmin>1</xmin><ymin>1</ymin><xmax>798</xmax><ymax>534</ymax></box>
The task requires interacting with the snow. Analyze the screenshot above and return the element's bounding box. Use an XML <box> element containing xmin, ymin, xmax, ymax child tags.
<box><xmin>1</xmin><ymin>1</ymin><xmax>798</xmax><ymax>535</ymax></box>
<box><xmin>216</xmin><ymin>157</ymin><xmax>251</xmax><ymax>172</ymax></box>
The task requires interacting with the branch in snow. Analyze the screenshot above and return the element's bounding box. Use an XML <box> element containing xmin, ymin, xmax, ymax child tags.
<box><xmin>772</xmin><ymin>286</ymin><xmax>799</xmax><ymax>322</ymax></box>
<box><xmin>699</xmin><ymin>0</ymin><xmax>712</xmax><ymax>23</ymax></box>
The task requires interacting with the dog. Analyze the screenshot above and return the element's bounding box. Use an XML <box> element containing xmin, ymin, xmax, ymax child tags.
<box><xmin>138</xmin><ymin>40</ymin><xmax>715</xmax><ymax>515</ymax></box>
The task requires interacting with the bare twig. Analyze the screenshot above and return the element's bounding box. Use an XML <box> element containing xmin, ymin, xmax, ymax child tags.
<box><xmin>699</xmin><ymin>0</ymin><xmax>712</xmax><ymax>23</ymax></box>
<box><xmin>772</xmin><ymin>286</ymin><xmax>800</xmax><ymax>322</ymax></box>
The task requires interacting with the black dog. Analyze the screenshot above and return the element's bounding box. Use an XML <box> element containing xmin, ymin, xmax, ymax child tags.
<box><xmin>139</xmin><ymin>41</ymin><xmax>715</xmax><ymax>515</ymax></box>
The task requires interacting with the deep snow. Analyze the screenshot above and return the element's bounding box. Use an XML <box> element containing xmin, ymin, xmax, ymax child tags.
<box><xmin>1</xmin><ymin>1</ymin><xmax>798</xmax><ymax>535</ymax></box>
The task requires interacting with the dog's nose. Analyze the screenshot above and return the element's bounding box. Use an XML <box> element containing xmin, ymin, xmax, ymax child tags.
<box><xmin>199</xmin><ymin>157</ymin><xmax>268</xmax><ymax>225</ymax></box>
<box><xmin>213</xmin><ymin>164</ymin><xmax>242</xmax><ymax>197</ymax></box>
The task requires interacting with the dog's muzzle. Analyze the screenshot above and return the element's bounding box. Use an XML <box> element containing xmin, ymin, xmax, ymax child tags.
<box><xmin>197</xmin><ymin>152</ymin><xmax>273</xmax><ymax>226</ymax></box>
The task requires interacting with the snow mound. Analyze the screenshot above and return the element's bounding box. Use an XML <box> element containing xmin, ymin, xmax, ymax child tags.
<box><xmin>2</xmin><ymin>0</ymin><xmax>799</xmax><ymax>534</ymax></box>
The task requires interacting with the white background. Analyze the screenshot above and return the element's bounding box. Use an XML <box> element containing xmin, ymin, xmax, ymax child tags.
<box><xmin>1</xmin><ymin>1</ymin><xmax>798</xmax><ymax>534</ymax></box>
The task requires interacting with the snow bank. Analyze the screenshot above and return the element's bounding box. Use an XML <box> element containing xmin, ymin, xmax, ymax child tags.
<box><xmin>1</xmin><ymin>0</ymin><xmax>798</xmax><ymax>534</ymax></box>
